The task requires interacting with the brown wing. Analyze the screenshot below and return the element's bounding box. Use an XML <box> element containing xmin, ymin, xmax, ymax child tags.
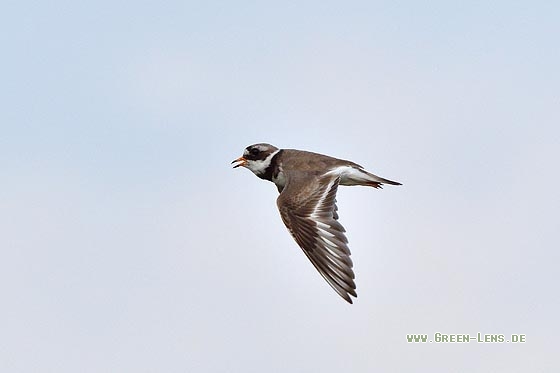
<box><xmin>276</xmin><ymin>173</ymin><xmax>357</xmax><ymax>303</ymax></box>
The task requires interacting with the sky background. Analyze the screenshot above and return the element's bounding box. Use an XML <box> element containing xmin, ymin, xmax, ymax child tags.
<box><xmin>1</xmin><ymin>1</ymin><xmax>559</xmax><ymax>372</ymax></box>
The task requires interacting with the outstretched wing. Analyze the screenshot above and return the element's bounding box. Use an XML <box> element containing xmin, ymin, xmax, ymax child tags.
<box><xmin>277</xmin><ymin>174</ymin><xmax>356</xmax><ymax>303</ymax></box>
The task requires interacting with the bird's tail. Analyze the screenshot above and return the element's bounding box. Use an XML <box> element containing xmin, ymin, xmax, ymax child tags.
<box><xmin>339</xmin><ymin>167</ymin><xmax>402</xmax><ymax>189</ymax></box>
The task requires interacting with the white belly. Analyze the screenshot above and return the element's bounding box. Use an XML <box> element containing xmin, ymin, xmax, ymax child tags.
<box><xmin>272</xmin><ymin>170</ymin><xmax>286</xmax><ymax>189</ymax></box>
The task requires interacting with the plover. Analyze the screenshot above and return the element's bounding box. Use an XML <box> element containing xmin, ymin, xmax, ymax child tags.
<box><xmin>232</xmin><ymin>143</ymin><xmax>401</xmax><ymax>303</ymax></box>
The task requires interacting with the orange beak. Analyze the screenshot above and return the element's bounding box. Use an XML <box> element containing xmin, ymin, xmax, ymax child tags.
<box><xmin>231</xmin><ymin>156</ymin><xmax>247</xmax><ymax>168</ymax></box>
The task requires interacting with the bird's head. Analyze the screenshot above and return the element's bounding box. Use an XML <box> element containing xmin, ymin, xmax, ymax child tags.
<box><xmin>232</xmin><ymin>143</ymin><xmax>279</xmax><ymax>176</ymax></box>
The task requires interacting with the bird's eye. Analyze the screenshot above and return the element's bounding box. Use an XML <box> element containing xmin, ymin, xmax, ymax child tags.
<box><xmin>250</xmin><ymin>148</ymin><xmax>260</xmax><ymax>155</ymax></box>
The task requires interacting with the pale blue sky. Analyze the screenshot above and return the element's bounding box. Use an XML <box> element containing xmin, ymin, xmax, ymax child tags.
<box><xmin>1</xmin><ymin>1</ymin><xmax>559</xmax><ymax>372</ymax></box>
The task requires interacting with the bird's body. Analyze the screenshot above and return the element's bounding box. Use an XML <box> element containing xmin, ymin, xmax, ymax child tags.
<box><xmin>232</xmin><ymin>143</ymin><xmax>401</xmax><ymax>303</ymax></box>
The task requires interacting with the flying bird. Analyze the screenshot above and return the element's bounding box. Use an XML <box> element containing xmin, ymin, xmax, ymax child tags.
<box><xmin>232</xmin><ymin>143</ymin><xmax>401</xmax><ymax>303</ymax></box>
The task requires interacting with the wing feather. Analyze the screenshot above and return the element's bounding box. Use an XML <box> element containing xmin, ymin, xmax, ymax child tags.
<box><xmin>277</xmin><ymin>174</ymin><xmax>357</xmax><ymax>303</ymax></box>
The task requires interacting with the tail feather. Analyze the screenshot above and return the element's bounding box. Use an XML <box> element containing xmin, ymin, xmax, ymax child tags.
<box><xmin>339</xmin><ymin>167</ymin><xmax>402</xmax><ymax>188</ymax></box>
<box><xmin>366</xmin><ymin>172</ymin><xmax>402</xmax><ymax>187</ymax></box>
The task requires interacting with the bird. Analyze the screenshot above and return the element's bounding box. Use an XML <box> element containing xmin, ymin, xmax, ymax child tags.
<box><xmin>232</xmin><ymin>143</ymin><xmax>401</xmax><ymax>303</ymax></box>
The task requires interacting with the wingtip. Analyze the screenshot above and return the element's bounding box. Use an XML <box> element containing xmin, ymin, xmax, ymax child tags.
<box><xmin>343</xmin><ymin>292</ymin><xmax>357</xmax><ymax>304</ymax></box>
<box><xmin>338</xmin><ymin>286</ymin><xmax>357</xmax><ymax>304</ymax></box>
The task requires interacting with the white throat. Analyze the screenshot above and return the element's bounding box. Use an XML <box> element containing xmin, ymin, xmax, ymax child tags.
<box><xmin>246</xmin><ymin>149</ymin><xmax>281</xmax><ymax>176</ymax></box>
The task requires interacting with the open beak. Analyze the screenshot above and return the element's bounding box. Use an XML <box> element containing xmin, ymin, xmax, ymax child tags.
<box><xmin>231</xmin><ymin>156</ymin><xmax>247</xmax><ymax>168</ymax></box>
